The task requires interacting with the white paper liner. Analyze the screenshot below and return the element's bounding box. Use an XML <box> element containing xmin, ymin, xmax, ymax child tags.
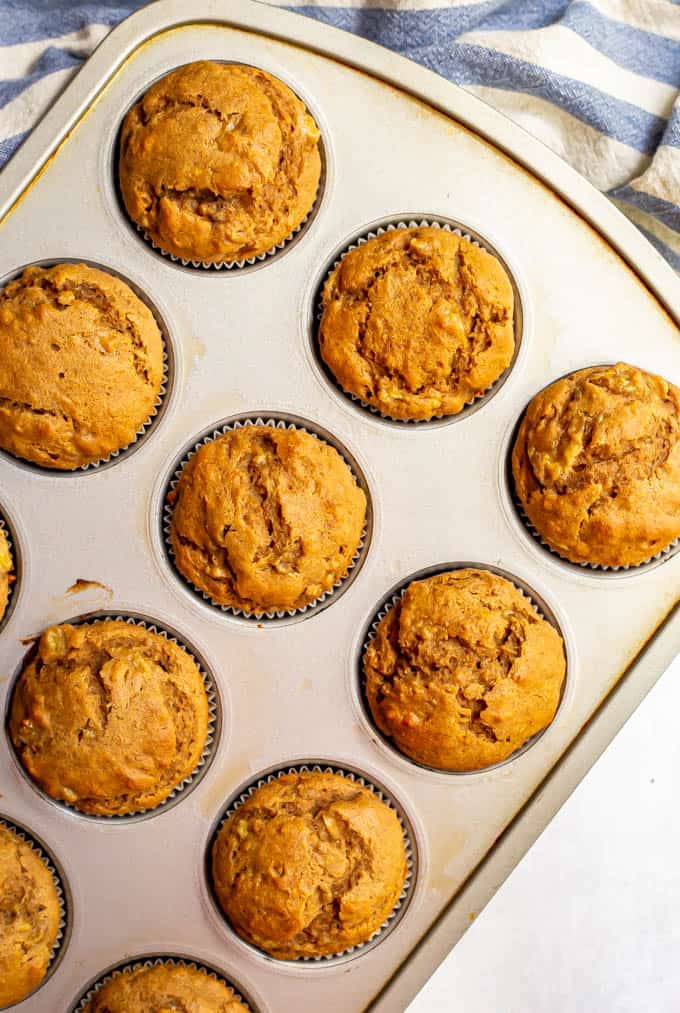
<box><xmin>10</xmin><ymin>614</ymin><xmax>218</xmax><ymax>822</ymax></box>
<box><xmin>509</xmin><ymin>449</ymin><xmax>680</xmax><ymax>574</ymax></box>
<box><xmin>71</xmin><ymin>955</ymin><xmax>254</xmax><ymax>1012</ymax></box>
<box><xmin>208</xmin><ymin>761</ymin><xmax>415</xmax><ymax>965</ymax></box>
<box><xmin>163</xmin><ymin>416</ymin><xmax>369</xmax><ymax>621</ymax></box>
<box><xmin>0</xmin><ymin>509</ymin><xmax>17</xmax><ymax>627</ymax></box>
<box><xmin>360</xmin><ymin>565</ymin><xmax>568</xmax><ymax>774</ymax></box>
<box><xmin>314</xmin><ymin>217</ymin><xmax>521</xmax><ymax>425</ymax></box>
<box><xmin>0</xmin><ymin>816</ymin><xmax>69</xmax><ymax>998</ymax></box>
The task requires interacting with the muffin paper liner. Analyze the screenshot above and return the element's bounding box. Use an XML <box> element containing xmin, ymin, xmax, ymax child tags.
<box><xmin>0</xmin><ymin>815</ymin><xmax>69</xmax><ymax>999</ymax></box>
<box><xmin>71</xmin><ymin>955</ymin><xmax>255</xmax><ymax>1012</ymax></box>
<box><xmin>0</xmin><ymin>509</ymin><xmax>17</xmax><ymax>629</ymax></box>
<box><xmin>162</xmin><ymin>416</ymin><xmax>370</xmax><ymax>622</ymax></box>
<box><xmin>207</xmin><ymin>762</ymin><xmax>416</xmax><ymax>966</ymax></box>
<box><xmin>9</xmin><ymin>614</ymin><xmax>219</xmax><ymax>822</ymax></box>
<box><xmin>508</xmin><ymin>448</ymin><xmax>680</xmax><ymax>575</ymax></box>
<box><xmin>314</xmin><ymin>217</ymin><xmax>522</xmax><ymax>425</ymax></box>
<box><xmin>359</xmin><ymin>564</ymin><xmax>568</xmax><ymax>774</ymax></box>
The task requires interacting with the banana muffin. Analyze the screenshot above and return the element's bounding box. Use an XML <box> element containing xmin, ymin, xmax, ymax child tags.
<box><xmin>82</xmin><ymin>962</ymin><xmax>249</xmax><ymax>1012</ymax></box>
<box><xmin>0</xmin><ymin>822</ymin><xmax>61</xmax><ymax>1009</ymax></box>
<box><xmin>0</xmin><ymin>263</ymin><xmax>164</xmax><ymax>470</ymax></box>
<box><xmin>364</xmin><ymin>569</ymin><xmax>566</xmax><ymax>771</ymax></box>
<box><xmin>0</xmin><ymin>524</ymin><xmax>13</xmax><ymax>624</ymax></box>
<box><xmin>119</xmin><ymin>60</ymin><xmax>321</xmax><ymax>264</ymax></box>
<box><xmin>512</xmin><ymin>362</ymin><xmax>680</xmax><ymax>567</ymax></box>
<box><xmin>9</xmin><ymin>620</ymin><xmax>209</xmax><ymax>816</ymax></box>
<box><xmin>212</xmin><ymin>771</ymin><xmax>407</xmax><ymax>958</ymax></box>
<box><xmin>169</xmin><ymin>425</ymin><xmax>366</xmax><ymax>613</ymax></box>
<box><xmin>318</xmin><ymin>227</ymin><xmax>515</xmax><ymax>420</ymax></box>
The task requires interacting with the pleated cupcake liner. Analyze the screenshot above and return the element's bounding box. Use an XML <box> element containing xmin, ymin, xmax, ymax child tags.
<box><xmin>313</xmin><ymin>217</ymin><xmax>522</xmax><ymax>425</ymax></box>
<box><xmin>510</xmin><ymin>481</ymin><xmax>680</xmax><ymax>575</ymax></box>
<box><xmin>0</xmin><ymin>815</ymin><xmax>69</xmax><ymax>998</ymax></box>
<box><xmin>162</xmin><ymin>416</ymin><xmax>370</xmax><ymax>622</ymax></box>
<box><xmin>0</xmin><ymin>509</ymin><xmax>17</xmax><ymax>627</ymax></box>
<box><xmin>359</xmin><ymin>563</ymin><xmax>568</xmax><ymax>775</ymax></box>
<box><xmin>207</xmin><ymin>761</ymin><xmax>416</xmax><ymax>966</ymax></box>
<box><xmin>9</xmin><ymin>614</ymin><xmax>219</xmax><ymax>823</ymax></box>
<box><xmin>71</xmin><ymin>955</ymin><xmax>255</xmax><ymax>1013</ymax></box>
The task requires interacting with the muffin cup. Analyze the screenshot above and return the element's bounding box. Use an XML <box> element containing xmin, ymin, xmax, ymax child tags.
<box><xmin>0</xmin><ymin>507</ymin><xmax>18</xmax><ymax>631</ymax></box>
<box><xmin>0</xmin><ymin>259</ymin><xmax>173</xmax><ymax>475</ymax></box>
<box><xmin>71</xmin><ymin>955</ymin><xmax>257</xmax><ymax>1013</ymax></box>
<box><xmin>505</xmin><ymin>377</ymin><xmax>680</xmax><ymax>576</ymax></box>
<box><xmin>357</xmin><ymin>562</ymin><xmax>569</xmax><ymax>776</ymax></box>
<box><xmin>205</xmin><ymin>760</ymin><xmax>417</xmax><ymax>967</ymax></box>
<box><xmin>0</xmin><ymin>814</ymin><xmax>70</xmax><ymax>1004</ymax></box>
<box><xmin>114</xmin><ymin>92</ymin><xmax>327</xmax><ymax>273</ymax></box>
<box><xmin>6</xmin><ymin>612</ymin><xmax>220</xmax><ymax>823</ymax></box>
<box><xmin>161</xmin><ymin>414</ymin><xmax>371</xmax><ymax>624</ymax></box>
<box><xmin>312</xmin><ymin>216</ymin><xmax>524</xmax><ymax>427</ymax></box>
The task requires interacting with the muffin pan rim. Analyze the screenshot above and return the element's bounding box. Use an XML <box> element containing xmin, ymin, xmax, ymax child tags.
<box><xmin>499</xmin><ymin>360</ymin><xmax>680</xmax><ymax>580</ymax></box>
<box><xmin>153</xmin><ymin>411</ymin><xmax>375</xmax><ymax>627</ymax></box>
<box><xmin>0</xmin><ymin>812</ymin><xmax>72</xmax><ymax>1009</ymax></box>
<box><xmin>105</xmin><ymin>58</ymin><xmax>332</xmax><ymax>274</ymax></box>
<box><xmin>202</xmin><ymin>758</ymin><xmax>423</xmax><ymax>972</ymax></box>
<box><xmin>304</xmin><ymin>212</ymin><xmax>528</xmax><ymax>430</ymax></box>
<box><xmin>3</xmin><ymin>610</ymin><xmax>225</xmax><ymax>824</ymax></box>
<box><xmin>0</xmin><ymin>257</ymin><xmax>179</xmax><ymax>477</ymax></box>
<box><xmin>351</xmin><ymin>559</ymin><xmax>575</xmax><ymax>781</ymax></box>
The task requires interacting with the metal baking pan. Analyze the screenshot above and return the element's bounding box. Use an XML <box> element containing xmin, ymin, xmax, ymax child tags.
<box><xmin>0</xmin><ymin>1</ymin><xmax>678</xmax><ymax>1010</ymax></box>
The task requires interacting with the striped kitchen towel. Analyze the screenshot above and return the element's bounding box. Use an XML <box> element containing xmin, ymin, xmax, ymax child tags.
<box><xmin>1</xmin><ymin>0</ymin><xmax>679</xmax><ymax>268</ymax></box>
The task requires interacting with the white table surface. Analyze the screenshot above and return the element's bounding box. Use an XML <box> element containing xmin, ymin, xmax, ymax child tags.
<box><xmin>407</xmin><ymin>652</ymin><xmax>680</xmax><ymax>1013</ymax></box>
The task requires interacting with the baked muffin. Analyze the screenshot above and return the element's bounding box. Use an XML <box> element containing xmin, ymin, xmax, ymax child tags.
<box><xmin>512</xmin><ymin>362</ymin><xmax>680</xmax><ymax>567</ymax></box>
<box><xmin>364</xmin><ymin>569</ymin><xmax>566</xmax><ymax>771</ymax></box>
<box><xmin>0</xmin><ymin>263</ymin><xmax>164</xmax><ymax>470</ymax></box>
<box><xmin>319</xmin><ymin>227</ymin><xmax>514</xmax><ymax>420</ymax></box>
<box><xmin>9</xmin><ymin>620</ymin><xmax>209</xmax><ymax>816</ymax></box>
<box><xmin>0</xmin><ymin>822</ymin><xmax>61</xmax><ymax>1009</ymax></box>
<box><xmin>0</xmin><ymin>524</ymin><xmax>13</xmax><ymax>624</ymax></box>
<box><xmin>82</xmin><ymin>962</ymin><xmax>249</xmax><ymax>1012</ymax></box>
<box><xmin>119</xmin><ymin>61</ymin><xmax>321</xmax><ymax>263</ymax></box>
<box><xmin>169</xmin><ymin>425</ymin><xmax>366</xmax><ymax>613</ymax></box>
<box><xmin>212</xmin><ymin>771</ymin><xmax>407</xmax><ymax>958</ymax></box>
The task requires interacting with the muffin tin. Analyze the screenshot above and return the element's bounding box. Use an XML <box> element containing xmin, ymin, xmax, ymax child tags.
<box><xmin>0</xmin><ymin>1</ymin><xmax>679</xmax><ymax>1010</ymax></box>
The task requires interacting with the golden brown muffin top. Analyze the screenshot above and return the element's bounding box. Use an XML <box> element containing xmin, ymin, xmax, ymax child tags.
<box><xmin>364</xmin><ymin>569</ymin><xmax>566</xmax><ymax>771</ymax></box>
<box><xmin>512</xmin><ymin>363</ymin><xmax>680</xmax><ymax>567</ymax></box>
<box><xmin>169</xmin><ymin>426</ymin><xmax>366</xmax><ymax>613</ymax></box>
<box><xmin>0</xmin><ymin>525</ymin><xmax>13</xmax><ymax>624</ymax></box>
<box><xmin>83</xmin><ymin>962</ymin><xmax>249</xmax><ymax>1012</ymax></box>
<box><xmin>0</xmin><ymin>263</ymin><xmax>164</xmax><ymax>470</ymax></box>
<box><xmin>319</xmin><ymin>227</ymin><xmax>514</xmax><ymax>420</ymax></box>
<box><xmin>119</xmin><ymin>61</ymin><xmax>321</xmax><ymax>263</ymax></box>
<box><xmin>0</xmin><ymin>823</ymin><xmax>61</xmax><ymax>1009</ymax></box>
<box><xmin>212</xmin><ymin>771</ymin><xmax>407</xmax><ymax>959</ymax></box>
<box><xmin>9</xmin><ymin>621</ymin><xmax>209</xmax><ymax>816</ymax></box>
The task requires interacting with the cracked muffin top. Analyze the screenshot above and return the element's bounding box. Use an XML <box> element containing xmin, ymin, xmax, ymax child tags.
<box><xmin>0</xmin><ymin>525</ymin><xmax>13</xmax><ymax>625</ymax></box>
<box><xmin>318</xmin><ymin>227</ymin><xmax>515</xmax><ymax>420</ymax></box>
<box><xmin>0</xmin><ymin>822</ymin><xmax>61</xmax><ymax>1009</ymax></box>
<box><xmin>82</xmin><ymin>962</ymin><xmax>249</xmax><ymax>1012</ymax></box>
<box><xmin>119</xmin><ymin>60</ymin><xmax>321</xmax><ymax>264</ymax></box>
<box><xmin>363</xmin><ymin>569</ymin><xmax>566</xmax><ymax>771</ymax></box>
<box><xmin>9</xmin><ymin>620</ymin><xmax>209</xmax><ymax>816</ymax></box>
<box><xmin>0</xmin><ymin>263</ymin><xmax>164</xmax><ymax>470</ymax></box>
<box><xmin>512</xmin><ymin>363</ymin><xmax>680</xmax><ymax>568</ymax></box>
<box><xmin>212</xmin><ymin>771</ymin><xmax>407</xmax><ymax>959</ymax></box>
<box><xmin>169</xmin><ymin>425</ymin><xmax>366</xmax><ymax>614</ymax></box>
